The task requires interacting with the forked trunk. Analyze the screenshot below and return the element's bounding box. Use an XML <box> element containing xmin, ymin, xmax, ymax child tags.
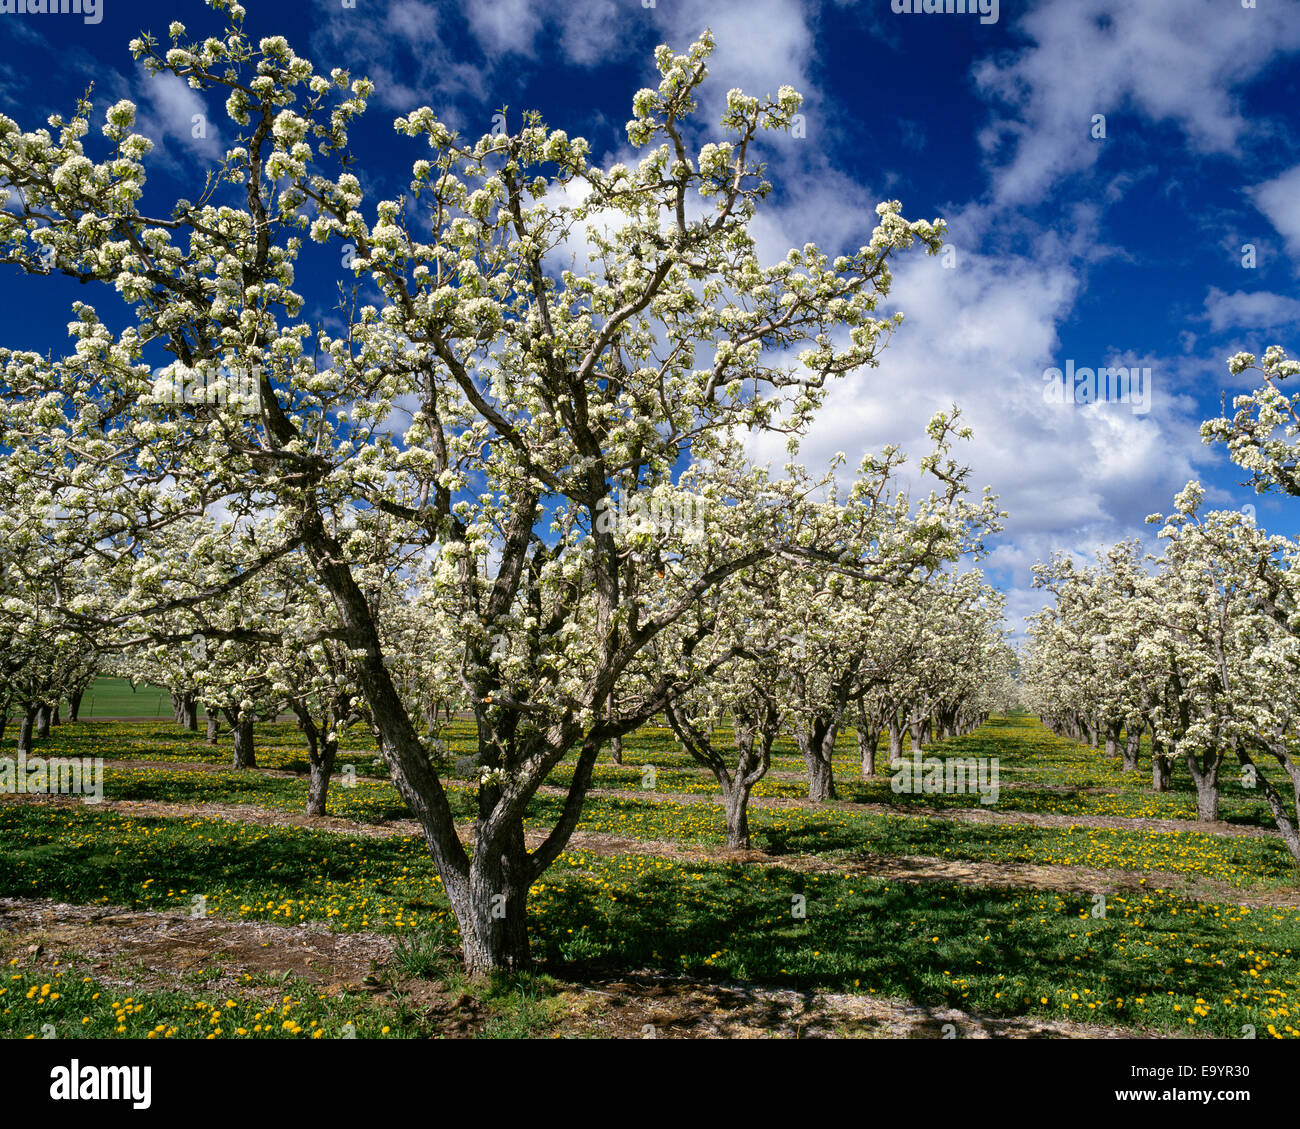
<box><xmin>228</xmin><ymin>713</ymin><xmax>256</xmax><ymax>769</ymax></box>
<box><xmin>888</xmin><ymin>717</ymin><xmax>904</xmax><ymax>765</ymax></box>
<box><xmin>1184</xmin><ymin>749</ymin><xmax>1222</xmax><ymax>822</ymax></box>
<box><xmin>306</xmin><ymin>739</ymin><xmax>337</xmax><ymax>817</ymax></box>
<box><xmin>722</xmin><ymin>779</ymin><xmax>753</xmax><ymax>849</ymax></box>
<box><xmin>1152</xmin><ymin>754</ymin><xmax>1172</xmax><ymax>792</ymax></box>
<box><xmin>1104</xmin><ymin>723</ymin><xmax>1121</xmax><ymax>758</ymax></box>
<box><xmin>800</xmin><ymin>719</ymin><xmax>838</xmax><ymax>802</ymax></box>
<box><xmin>1121</xmin><ymin>730</ymin><xmax>1141</xmax><ymax>772</ymax></box>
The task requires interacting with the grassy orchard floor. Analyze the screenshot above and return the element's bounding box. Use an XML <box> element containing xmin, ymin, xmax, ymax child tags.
<box><xmin>0</xmin><ymin>711</ymin><xmax>1296</xmax><ymax>1039</ymax></box>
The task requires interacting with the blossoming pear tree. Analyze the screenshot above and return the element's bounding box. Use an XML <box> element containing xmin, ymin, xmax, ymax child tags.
<box><xmin>0</xmin><ymin>5</ymin><xmax>949</xmax><ymax>972</ymax></box>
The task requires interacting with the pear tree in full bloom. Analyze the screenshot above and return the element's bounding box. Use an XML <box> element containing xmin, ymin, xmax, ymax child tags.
<box><xmin>0</xmin><ymin>6</ymin><xmax>951</xmax><ymax>972</ymax></box>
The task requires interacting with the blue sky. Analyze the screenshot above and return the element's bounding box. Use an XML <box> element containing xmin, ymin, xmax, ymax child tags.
<box><xmin>2</xmin><ymin>0</ymin><xmax>1299</xmax><ymax>636</ymax></box>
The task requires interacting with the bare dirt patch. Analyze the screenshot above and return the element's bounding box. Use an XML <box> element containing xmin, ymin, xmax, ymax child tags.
<box><xmin>0</xmin><ymin>896</ymin><xmax>391</xmax><ymax>995</ymax></box>
<box><xmin>556</xmin><ymin>970</ymin><xmax>1167</xmax><ymax>1039</ymax></box>
<box><xmin>0</xmin><ymin>897</ymin><xmax>1177</xmax><ymax>1040</ymax></box>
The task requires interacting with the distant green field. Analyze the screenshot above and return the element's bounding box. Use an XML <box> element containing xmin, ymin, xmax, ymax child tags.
<box><xmin>3</xmin><ymin>676</ymin><xmax>172</xmax><ymax>720</ymax></box>
<box><xmin>79</xmin><ymin>677</ymin><xmax>172</xmax><ymax>718</ymax></box>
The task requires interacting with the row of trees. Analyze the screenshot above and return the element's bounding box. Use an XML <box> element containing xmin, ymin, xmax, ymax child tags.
<box><xmin>1021</xmin><ymin>345</ymin><xmax>1300</xmax><ymax>868</ymax></box>
<box><xmin>5</xmin><ymin>488</ymin><xmax>1016</xmax><ymax>849</ymax></box>
<box><xmin>0</xmin><ymin>7</ymin><xmax>1007</xmax><ymax>972</ymax></box>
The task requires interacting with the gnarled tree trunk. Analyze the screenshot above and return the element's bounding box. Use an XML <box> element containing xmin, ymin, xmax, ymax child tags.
<box><xmin>798</xmin><ymin>715</ymin><xmax>839</xmax><ymax>802</ymax></box>
<box><xmin>1183</xmin><ymin>746</ymin><xmax>1223</xmax><ymax>822</ymax></box>
<box><xmin>1121</xmin><ymin>729</ymin><xmax>1141</xmax><ymax>771</ymax></box>
<box><xmin>17</xmin><ymin>708</ymin><xmax>37</xmax><ymax>754</ymax></box>
<box><xmin>888</xmin><ymin>716</ymin><xmax>904</xmax><ymax>765</ymax></box>
<box><xmin>225</xmin><ymin>710</ymin><xmax>256</xmax><ymax>769</ymax></box>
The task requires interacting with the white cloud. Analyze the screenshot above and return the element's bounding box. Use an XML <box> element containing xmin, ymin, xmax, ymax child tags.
<box><xmin>974</xmin><ymin>0</ymin><xmax>1300</xmax><ymax>208</ymax></box>
<box><xmin>135</xmin><ymin>72</ymin><xmax>224</xmax><ymax>166</ymax></box>
<box><xmin>1203</xmin><ymin>287</ymin><xmax>1300</xmax><ymax>334</ymax></box>
<box><xmin>1248</xmin><ymin>164</ymin><xmax>1300</xmax><ymax>263</ymax></box>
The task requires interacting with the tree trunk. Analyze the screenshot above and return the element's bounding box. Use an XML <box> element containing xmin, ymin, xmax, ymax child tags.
<box><xmin>51</xmin><ymin>704</ymin><xmax>60</xmax><ymax>727</ymax></box>
<box><xmin>1148</xmin><ymin>723</ymin><xmax>1172</xmax><ymax>790</ymax></box>
<box><xmin>805</xmin><ymin>746</ymin><xmax>836</xmax><ymax>802</ymax></box>
<box><xmin>1152</xmin><ymin>753</ymin><xmax>1172</xmax><ymax>791</ymax></box>
<box><xmin>1184</xmin><ymin>749</ymin><xmax>1222</xmax><ymax>822</ymax></box>
<box><xmin>1121</xmin><ymin>730</ymin><xmax>1140</xmax><ymax>771</ymax></box>
<box><xmin>205</xmin><ymin>709</ymin><xmax>219</xmax><ymax>745</ymax></box>
<box><xmin>859</xmin><ymin>727</ymin><xmax>880</xmax><ymax>778</ymax></box>
<box><xmin>173</xmin><ymin>692</ymin><xmax>198</xmax><ymax>731</ymax></box>
<box><xmin>1191</xmin><ymin>770</ymin><xmax>1219</xmax><ymax>821</ymax></box>
<box><xmin>307</xmin><ymin>739</ymin><xmax>337</xmax><ymax>817</ymax></box>
<box><xmin>67</xmin><ymin>690</ymin><xmax>82</xmax><ymax>723</ymax></box>
<box><xmin>1104</xmin><ymin>723</ymin><xmax>1121</xmax><ymax>758</ymax></box>
<box><xmin>457</xmin><ymin>827</ymin><xmax>532</xmax><ymax>978</ymax></box>
<box><xmin>888</xmin><ymin>717</ymin><xmax>904</xmax><ymax>765</ymax></box>
<box><xmin>909</xmin><ymin>715</ymin><xmax>924</xmax><ymax>751</ymax></box>
<box><xmin>35</xmin><ymin>705</ymin><xmax>51</xmax><ymax>739</ymax></box>
<box><xmin>800</xmin><ymin>719</ymin><xmax>838</xmax><ymax>802</ymax></box>
<box><xmin>229</xmin><ymin>714</ymin><xmax>256</xmax><ymax>769</ymax></box>
<box><xmin>1235</xmin><ymin>743</ymin><xmax>1300</xmax><ymax>868</ymax></box>
<box><xmin>722</xmin><ymin>779</ymin><xmax>753</xmax><ymax>849</ymax></box>
<box><xmin>607</xmin><ymin>693</ymin><xmax>622</xmax><ymax>764</ymax></box>
<box><xmin>1193</xmin><ymin>776</ymin><xmax>1219</xmax><ymax>822</ymax></box>
<box><xmin>17</xmin><ymin>708</ymin><xmax>36</xmax><ymax>754</ymax></box>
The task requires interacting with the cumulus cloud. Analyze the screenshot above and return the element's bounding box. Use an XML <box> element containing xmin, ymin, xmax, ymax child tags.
<box><xmin>1248</xmin><ymin>164</ymin><xmax>1300</xmax><ymax>264</ymax></box>
<box><xmin>1203</xmin><ymin>287</ymin><xmax>1300</xmax><ymax>334</ymax></box>
<box><xmin>973</xmin><ymin>0</ymin><xmax>1300</xmax><ymax>208</ymax></box>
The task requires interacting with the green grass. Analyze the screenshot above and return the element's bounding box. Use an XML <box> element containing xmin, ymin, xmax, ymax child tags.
<box><xmin>7</xmin><ymin>713</ymin><xmax>1297</xmax><ymax>891</ymax></box>
<box><xmin>0</xmin><ymin>962</ymin><xmax>410</xmax><ymax>1040</ymax></box>
<box><xmin>3</xmin><ymin>710</ymin><xmax>1298</xmax><ymax>1038</ymax></box>
<box><xmin>10</xmin><ymin>711</ymin><xmax>1292</xmax><ymax>832</ymax></box>
<box><xmin>0</xmin><ymin>804</ymin><xmax>1294</xmax><ymax>1038</ymax></box>
<box><xmin>72</xmin><ymin>678</ymin><xmax>172</xmax><ymax>720</ymax></box>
